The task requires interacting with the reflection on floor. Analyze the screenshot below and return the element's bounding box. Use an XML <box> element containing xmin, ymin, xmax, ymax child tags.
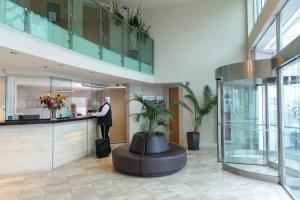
<box><xmin>227</xmin><ymin>163</ymin><xmax>278</xmax><ymax>176</ymax></box>
<box><xmin>0</xmin><ymin>149</ymin><xmax>292</xmax><ymax>200</ymax></box>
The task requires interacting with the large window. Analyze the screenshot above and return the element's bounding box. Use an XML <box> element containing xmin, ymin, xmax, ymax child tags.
<box><xmin>281</xmin><ymin>58</ymin><xmax>300</xmax><ymax>199</ymax></box>
<box><xmin>254</xmin><ymin>0</ymin><xmax>267</xmax><ymax>22</ymax></box>
<box><xmin>251</xmin><ymin>0</ymin><xmax>300</xmax><ymax>58</ymax></box>
<box><xmin>248</xmin><ymin>0</ymin><xmax>267</xmax><ymax>34</ymax></box>
<box><xmin>280</xmin><ymin>0</ymin><xmax>300</xmax><ymax>49</ymax></box>
<box><xmin>254</xmin><ymin>21</ymin><xmax>277</xmax><ymax>59</ymax></box>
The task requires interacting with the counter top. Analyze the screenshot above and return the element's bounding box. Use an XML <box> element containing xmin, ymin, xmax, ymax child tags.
<box><xmin>0</xmin><ymin>116</ymin><xmax>98</xmax><ymax>126</ymax></box>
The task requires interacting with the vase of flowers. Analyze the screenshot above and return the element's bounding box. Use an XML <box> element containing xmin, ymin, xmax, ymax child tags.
<box><xmin>40</xmin><ymin>93</ymin><xmax>65</xmax><ymax>120</ymax></box>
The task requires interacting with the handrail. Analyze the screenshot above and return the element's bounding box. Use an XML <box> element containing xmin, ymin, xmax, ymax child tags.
<box><xmin>0</xmin><ymin>0</ymin><xmax>154</xmax><ymax>75</ymax></box>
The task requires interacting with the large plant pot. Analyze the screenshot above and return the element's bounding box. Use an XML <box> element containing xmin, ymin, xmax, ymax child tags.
<box><xmin>129</xmin><ymin>132</ymin><xmax>170</xmax><ymax>155</ymax></box>
<box><xmin>187</xmin><ymin>132</ymin><xmax>200</xmax><ymax>150</ymax></box>
<box><xmin>129</xmin><ymin>50</ymin><xmax>138</xmax><ymax>60</ymax></box>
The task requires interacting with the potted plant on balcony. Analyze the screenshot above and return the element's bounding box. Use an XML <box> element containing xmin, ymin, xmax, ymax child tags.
<box><xmin>127</xmin><ymin>6</ymin><xmax>150</xmax><ymax>59</ymax></box>
<box><xmin>109</xmin><ymin>0</ymin><xmax>125</xmax><ymax>26</ymax></box>
<box><xmin>173</xmin><ymin>82</ymin><xmax>217</xmax><ymax>150</ymax></box>
<box><xmin>129</xmin><ymin>94</ymin><xmax>175</xmax><ymax>155</ymax></box>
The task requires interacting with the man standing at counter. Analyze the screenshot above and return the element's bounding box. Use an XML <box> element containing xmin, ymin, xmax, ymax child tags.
<box><xmin>93</xmin><ymin>97</ymin><xmax>112</xmax><ymax>140</ymax></box>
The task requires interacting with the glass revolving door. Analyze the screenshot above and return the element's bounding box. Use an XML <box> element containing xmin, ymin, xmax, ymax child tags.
<box><xmin>216</xmin><ymin>59</ymin><xmax>279</xmax><ymax>181</ymax></box>
<box><xmin>223</xmin><ymin>79</ymin><xmax>278</xmax><ymax>177</ymax></box>
<box><xmin>223</xmin><ymin>82</ymin><xmax>265</xmax><ymax>165</ymax></box>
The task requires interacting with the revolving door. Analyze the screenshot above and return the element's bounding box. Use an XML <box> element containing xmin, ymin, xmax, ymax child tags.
<box><xmin>216</xmin><ymin>60</ymin><xmax>279</xmax><ymax>182</ymax></box>
<box><xmin>216</xmin><ymin>36</ymin><xmax>300</xmax><ymax>200</ymax></box>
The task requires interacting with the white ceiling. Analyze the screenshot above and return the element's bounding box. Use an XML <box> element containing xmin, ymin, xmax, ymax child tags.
<box><xmin>97</xmin><ymin>0</ymin><xmax>196</xmax><ymax>10</ymax></box>
<box><xmin>0</xmin><ymin>46</ymin><xmax>142</xmax><ymax>85</ymax></box>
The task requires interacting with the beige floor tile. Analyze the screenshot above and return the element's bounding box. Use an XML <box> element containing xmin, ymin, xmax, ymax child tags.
<box><xmin>0</xmin><ymin>149</ymin><xmax>293</xmax><ymax>200</ymax></box>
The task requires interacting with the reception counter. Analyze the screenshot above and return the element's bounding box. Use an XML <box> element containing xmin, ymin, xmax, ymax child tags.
<box><xmin>0</xmin><ymin>116</ymin><xmax>98</xmax><ymax>176</ymax></box>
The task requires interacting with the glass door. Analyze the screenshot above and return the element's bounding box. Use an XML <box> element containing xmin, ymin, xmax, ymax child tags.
<box><xmin>223</xmin><ymin>82</ymin><xmax>266</xmax><ymax>165</ymax></box>
<box><xmin>217</xmin><ymin>79</ymin><xmax>222</xmax><ymax>162</ymax></box>
<box><xmin>265</xmin><ymin>81</ymin><xmax>278</xmax><ymax>168</ymax></box>
<box><xmin>281</xmin><ymin>57</ymin><xmax>300</xmax><ymax>199</ymax></box>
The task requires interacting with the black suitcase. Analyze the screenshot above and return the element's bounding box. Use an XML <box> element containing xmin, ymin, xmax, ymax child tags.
<box><xmin>95</xmin><ymin>138</ymin><xmax>111</xmax><ymax>158</ymax></box>
<box><xmin>95</xmin><ymin>125</ymin><xmax>111</xmax><ymax>158</ymax></box>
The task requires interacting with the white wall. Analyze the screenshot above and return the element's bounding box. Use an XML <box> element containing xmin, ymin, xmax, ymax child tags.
<box><xmin>142</xmin><ymin>0</ymin><xmax>248</xmax><ymax>148</ymax></box>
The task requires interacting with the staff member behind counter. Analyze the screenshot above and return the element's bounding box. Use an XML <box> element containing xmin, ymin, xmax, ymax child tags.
<box><xmin>89</xmin><ymin>97</ymin><xmax>112</xmax><ymax>140</ymax></box>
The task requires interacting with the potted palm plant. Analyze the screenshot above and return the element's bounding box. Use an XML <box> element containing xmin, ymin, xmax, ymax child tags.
<box><xmin>129</xmin><ymin>94</ymin><xmax>175</xmax><ymax>155</ymax></box>
<box><xmin>127</xmin><ymin>6</ymin><xmax>150</xmax><ymax>59</ymax></box>
<box><xmin>174</xmin><ymin>82</ymin><xmax>217</xmax><ymax>150</ymax></box>
<box><xmin>109</xmin><ymin>0</ymin><xmax>125</xmax><ymax>26</ymax></box>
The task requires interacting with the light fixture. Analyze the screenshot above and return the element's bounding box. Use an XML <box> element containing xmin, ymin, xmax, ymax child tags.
<box><xmin>44</xmin><ymin>66</ymin><xmax>48</xmax><ymax>69</ymax></box>
<box><xmin>9</xmin><ymin>51</ymin><xmax>18</xmax><ymax>55</ymax></box>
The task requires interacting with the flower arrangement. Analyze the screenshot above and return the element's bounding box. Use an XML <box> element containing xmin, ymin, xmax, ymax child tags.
<box><xmin>40</xmin><ymin>93</ymin><xmax>65</xmax><ymax>119</ymax></box>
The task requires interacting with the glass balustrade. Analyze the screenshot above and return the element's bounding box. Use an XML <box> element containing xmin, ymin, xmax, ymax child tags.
<box><xmin>0</xmin><ymin>0</ymin><xmax>154</xmax><ymax>75</ymax></box>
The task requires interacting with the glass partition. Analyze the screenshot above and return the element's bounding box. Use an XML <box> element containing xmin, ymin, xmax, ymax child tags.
<box><xmin>72</xmin><ymin>0</ymin><xmax>101</xmax><ymax>59</ymax></box>
<box><xmin>102</xmin><ymin>9</ymin><xmax>123</xmax><ymax>66</ymax></box>
<box><xmin>5</xmin><ymin>75</ymin><xmax>105</xmax><ymax>120</ymax></box>
<box><xmin>140</xmin><ymin>33</ymin><xmax>154</xmax><ymax>74</ymax></box>
<box><xmin>281</xmin><ymin>58</ymin><xmax>300</xmax><ymax>199</ymax></box>
<box><xmin>123</xmin><ymin>24</ymin><xmax>140</xmax><ymax>71</ymax></box>
<box><xmin>0</xmin><ymin>0</ymin><xmax>154</xmax><ymax>75</ymax></box>
<box><xmin>6</xmin><ymin>76</ymin><xmax>51</xmax><ymax>120</ymax></box>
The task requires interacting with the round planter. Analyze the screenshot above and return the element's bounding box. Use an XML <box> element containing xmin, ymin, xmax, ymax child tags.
<box><xmin>187</xmin><ymin>132</ymin><xmax>200</xmax><ymax>150</ymax></box>
<box><xmin>129</xmin><ymin>132</ymin><xmax>170</xmax><ymax>155</ymax></box>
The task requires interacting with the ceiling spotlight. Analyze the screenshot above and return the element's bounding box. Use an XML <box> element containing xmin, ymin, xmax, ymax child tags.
<box><xmin>9</xmin><ymin>51</ymin><xmax>18</xmax><ymax>55</ymax></box>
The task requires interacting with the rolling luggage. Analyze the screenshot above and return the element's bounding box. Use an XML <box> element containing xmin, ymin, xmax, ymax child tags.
<box><xmin>95</xmin><ymin>125</ymin><xmax>111</xmax><ymax>158</ymax></box>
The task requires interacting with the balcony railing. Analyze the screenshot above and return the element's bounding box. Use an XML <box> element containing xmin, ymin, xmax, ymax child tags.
<box><xmin>0</xmin><ymin>0</ymin><xmax>154</xmax><ymax>75</ymax></box>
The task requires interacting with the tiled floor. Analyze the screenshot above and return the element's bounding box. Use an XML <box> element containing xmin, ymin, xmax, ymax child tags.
<box><xmin>0</xmin><ymin>149</ymin><xmax>292</xmax><ymax>200</ymax></box>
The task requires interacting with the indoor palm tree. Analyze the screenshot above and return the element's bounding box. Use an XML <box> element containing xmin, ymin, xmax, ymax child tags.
<box><xmin>129</xmin><ymin>94</ymin><xmax>175</xmax><ymax>155</ymax></box>
<box><xmin>173</xmin><ymin>82</ymin><xmax>217</xmax><ymax>150</ymax></box>
<box><xmin>130</xmin><ymin>94</ymin><xmax>174</xmax><ymax>136</ymax></box>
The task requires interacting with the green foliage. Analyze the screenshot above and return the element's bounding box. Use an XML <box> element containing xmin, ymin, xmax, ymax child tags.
<box><xmin>128</xmin><ymin>6</ymin><xmax>150</xmax><ymax>43</ymax></box>
<box><xmin>173</xmin><ymin>82</ymin><xmax>217</xmax><ymax>132</ymax></box>
<box><xmin>130</xmin><ymin>94</ymin><xmax>175</xmax><ymax>136</ymax></box>
<box><xmin>109</xmin><ymin>0</ymin><xmax>125</xmax><ymax>20</ymax></box>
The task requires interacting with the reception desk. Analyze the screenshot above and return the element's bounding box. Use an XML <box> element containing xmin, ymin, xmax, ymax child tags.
<box><xmin>0</xmin><ymin>116</ymin><xmax>98</xmax><ymax>176</ymax></box>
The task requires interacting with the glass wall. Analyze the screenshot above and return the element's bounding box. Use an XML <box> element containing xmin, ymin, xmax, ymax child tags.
<box><xmin>247</xmin><ymin>0</ymin><xmax>267</xmax><ymax>34</ymax></box>
<box><xmin>255</xmin><ymin>21</ymin><xmax>277</xmax><ymax>59</ymax></box>
<box><xmin>252</xmin><ymin>0</ymin><xmax>300</xmax><ymax>58</ymax></box>
<box><xmin>253</xmin><ymin>0</ymin><xmax>267</xmax><ymax>23</ymax></box>
<box><xmin>0</xmin><ymin>0</ymin><xmax>154</xmax><ymax>75</ymax></box>
<box><xmin>281</xmin><ymin>58</ymin><xmax>300</xmax><ymax>199</ymax></box>
<box><xmin>5</xmin><ymin>75</ymin><xmax>105</xmax><ymax>120</ymax></box>
<box><xmin>280</xmin><ymin>0</ymin><xmax>300</xmax><ymax>49</ymax></box>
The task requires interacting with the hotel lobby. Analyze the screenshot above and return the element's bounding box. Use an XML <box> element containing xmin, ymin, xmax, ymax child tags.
<box><xmin>0</xmin><ymin>0</ymin><xmax>299</xmax><ymax>200</ymax></box>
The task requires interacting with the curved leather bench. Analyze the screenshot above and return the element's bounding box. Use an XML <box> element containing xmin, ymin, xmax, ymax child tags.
<box><xmin>112</xmin><ymin>143</ymin><xmax>187</xmax><ymax>177</ymax></box>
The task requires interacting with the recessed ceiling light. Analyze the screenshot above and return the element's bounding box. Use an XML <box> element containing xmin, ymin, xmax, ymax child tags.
<box><xmin>9</xmin><ymin>51</ymin><xmax>18</xmax><ymax>55</ymax></box>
